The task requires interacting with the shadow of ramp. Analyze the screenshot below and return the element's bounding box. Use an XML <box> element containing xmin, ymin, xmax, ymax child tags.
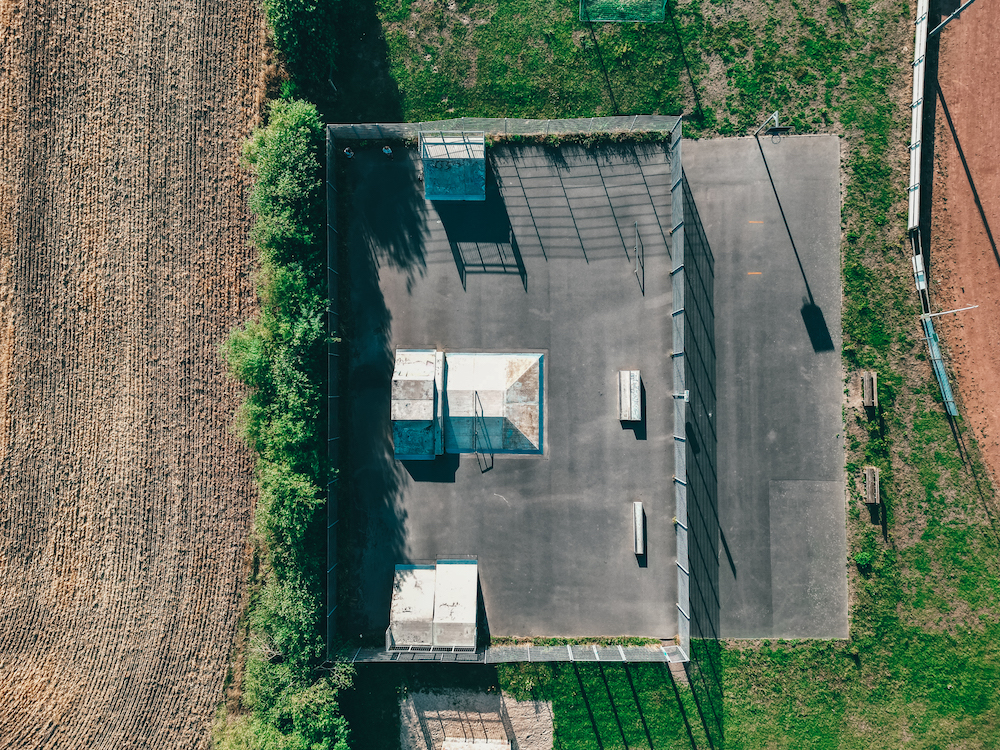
<box><xmin>434</xmin><ymin>172</ymin><xmax>527</xmax><ymax>291</ymax></box>
<box><xmin>800</xmin><ymin>300</ymin><xmax>835</xmax><ymax>352</ymax></box>
<box><xmin>620</xmin><ymin>381</ymin><xmax>647</xmax><ymax>440</ymax></box>
<box><xmin>402</xmin><ymin>454</ymin><xmax>459</xmax><ymax>483</ymax></box>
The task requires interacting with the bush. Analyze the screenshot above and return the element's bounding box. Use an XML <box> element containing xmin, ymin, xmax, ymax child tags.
<box><xmin>243</xmin><ymin>100</ymin><xmax>325</xmax><ymax>273</ymax></box>
<box><xmin>854</xmin><ymin>550</ymin><xmax>874</xmax><ymax>568</ymax></box>
<box><xmin>221</xmin><ymin>99</ymin><xmax>351</xmax><ymax>748</ymax></box>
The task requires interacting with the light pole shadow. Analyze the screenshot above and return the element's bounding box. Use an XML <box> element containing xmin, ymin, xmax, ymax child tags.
<box><xmin>754</xmin><ymin>136</ymin><xmax>835</xmax><ymax>353</ymax></box>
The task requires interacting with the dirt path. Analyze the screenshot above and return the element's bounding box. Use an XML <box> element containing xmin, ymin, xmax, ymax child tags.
<box><xmin>400</xmin><ymin>690</ymin><xmax>554</xmax><ymax>750</ymax></box>
<box><xmin>0</xmin><ymin>1</ymin><xmax>265</xmax><ymax>747</ymax></box>
<box><xmin>931</xmin><ymin>10</ymin><xmax>1000</xmax><ymax>493</ymax></box>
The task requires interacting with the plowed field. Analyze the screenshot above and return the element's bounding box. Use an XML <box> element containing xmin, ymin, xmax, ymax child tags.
<box><xmin>932</xmin><ymin>9</ymin><xmax>1000</xmax><ymax>492</ymax></box>
<box><xmin>0</xmin><ymin>0</ymin><xmax>264</xmax><ymax>747</ymax></box>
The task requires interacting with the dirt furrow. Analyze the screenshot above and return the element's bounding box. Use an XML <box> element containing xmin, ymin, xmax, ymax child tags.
<box><xmin>0</xmin><ymin>0</ymin><xmax>264</xmax><ymax>746</ymax></box>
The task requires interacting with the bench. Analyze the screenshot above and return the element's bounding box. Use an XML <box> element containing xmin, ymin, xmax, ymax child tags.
<box><xmin>618</xmin><ymin>370</ymin><xmax>641</xmax><ymax>421</ymax></box>
<box><xmin>633</xmin><ymin>501</ymin><xmax>645</xmax><ymax>555</ymax></box>
<box><xmin>862</xmin><ymin>370</ymin><xmax>878</xmax><ymax>410</ymax></box>
<box><xmin>864</xmin><ymin>466</ymin><xmax>880</xmax><ymax>505</ymax></box>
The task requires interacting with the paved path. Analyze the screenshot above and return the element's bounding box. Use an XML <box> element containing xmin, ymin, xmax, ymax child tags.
<box><xmin>685</xmin><ymin>135</ymin><xmax>848</xmax><ymax>638</ymax></box>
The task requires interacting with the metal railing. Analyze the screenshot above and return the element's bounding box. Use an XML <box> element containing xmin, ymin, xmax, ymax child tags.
<box><xmin>907</xmin><ymin>0</ymin><xmax>959</xmax><ymax>416</ymax></box>
<box><xmin>350</xmin><ymin>642</ymin><xmax>688</xmax><ymax>664</ymax></box>
<box><xmin>474</xmin><ymin>391</ymin><xmax>494</xmax><ymax>473</ymax></box>
<box><xmin>325</xmin><ymin>130</ymin><xmax>342</xmax><ymax>651</ymax></box>
<box><xmin>668</xmin><ymin>118</ymin><xmax>690</xmax><ymax>661</ymax></box>
<box><xmin>328</xmin><ymin>115</ymin><xmax>681</xmax><ymax>141</ymax></box>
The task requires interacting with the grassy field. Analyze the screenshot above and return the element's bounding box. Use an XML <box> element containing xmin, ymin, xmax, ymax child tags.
<box><xmin>320</xmin><ymin>0</ymin><xmax>1000</xmax><ymax>746</ymax></box>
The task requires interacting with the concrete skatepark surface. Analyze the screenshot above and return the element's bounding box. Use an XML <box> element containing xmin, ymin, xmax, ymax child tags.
<box><xmin>685</xmin><ymin>135</ymin><xmax>848</xmax><ymax>639</ymax></box>
<box><xmin>345</xmin><ymin>142</ymin><xmax>678</xmax><ymax>638</ymax></box>
<box><xmin>342</xmin><ymin>133</ymin><xmax>846</xmax><ymax>641</ymax></box>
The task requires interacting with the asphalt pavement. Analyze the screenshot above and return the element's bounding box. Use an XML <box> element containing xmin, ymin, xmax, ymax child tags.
<box><xmin>684</xmin><ymin>135</ymin><xmax>848</xmax><ymax>639</ymax></box>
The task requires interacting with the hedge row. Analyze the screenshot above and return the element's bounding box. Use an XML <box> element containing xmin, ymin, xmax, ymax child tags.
<box><xmin>219</xmin><ymin>99</ymin><xmax>351</xmax><ymax>750</ymax></box>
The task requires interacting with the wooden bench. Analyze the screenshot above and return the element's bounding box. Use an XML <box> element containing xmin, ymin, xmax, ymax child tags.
<box><xmin>864</xmin><ymin>466</ymin><xmax>880</xmax><ymax>505</ymax></box>
<box><xmin>618</xmin><ymin>370</ymin><xmax>641</xmax><ymax>421</ymax></box>
<box><xmin>862</xmin><ymin>370</ymin><xmax>878</xmax><ymax>410</ymax></box>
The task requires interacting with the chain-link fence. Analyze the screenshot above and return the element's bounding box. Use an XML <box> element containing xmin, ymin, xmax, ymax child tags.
<box><xmin>346</xmin><ymin>643</ymin><xmax>688</xmax><ymax>664</ymax></box>
<box><xmin>328</xmin><ymin>115</ymin><xmax>680</xmax><ymax>141</ymax></box>
<box><xmin>327</xmin><ymin>115</ymin><xmax>691</xmax><ymax>664</ymax></box>
<box><xmin>325</xmin><ymin>132</ymin><xmax>342</xmax><ymax>653</ymax></box>
<box><xmin>580</xmin><ymin>0</ymin><xmax>666</xmax><ymax>22</ymax></box>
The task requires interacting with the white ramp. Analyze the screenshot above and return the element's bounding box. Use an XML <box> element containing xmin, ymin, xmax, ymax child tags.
<box><xmin>391</xmin><ymin>349</ymin><xmax>444</xmax><ymax>459</ymax></box>
<box><xmin>390</xmin><ymin>565</ymin><xmax>436</xmax><ymax>646</ymax></box>
<box><xmin>444</xmin><ymin>353</ymin><xmax>542</xmax><ymax>454</ymax></box>
<box><xmin>433</xmin><ymin>559</ymin><xmax>479</xmax><ymax>648</ymax></box>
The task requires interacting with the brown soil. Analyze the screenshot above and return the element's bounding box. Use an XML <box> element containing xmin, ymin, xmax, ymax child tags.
<box><xmin>0</xmin><ymin>1</ymin><xmax>265</xmax><ymax>747</ymax></box>
<box><xmin>931</xmin><ymin>10</ymin><xmax>1000</xmax><ymax>495</ymax></box>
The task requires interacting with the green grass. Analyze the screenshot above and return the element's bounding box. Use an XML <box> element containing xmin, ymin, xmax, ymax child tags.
<box><xmin>582</xmin><ymin>0</ymin><xmax>667</xmax><ymax>23</ymax></box>
<box><xmin>340</xmin><ymin>662</ymin><xmax>709</xmax><ymax>750</ymax></box>
<box><xmin>500</xmin><ymin>663</ymin><xmax>708</xmax><ymax>750</ymax></box>
<box><xmin>490</xmin><ymin>636</ymin><xmax>661</xmax><ymax>646</ymax></box>
<box><xmin>368</xmin><ymin>0</ymin><xmax>701</xmax><ymax>121</ymax></box>
<box><xmin>724</xmin><ymin>632</ymin><xmax>1000</xmax><ymax>748</ymax></box>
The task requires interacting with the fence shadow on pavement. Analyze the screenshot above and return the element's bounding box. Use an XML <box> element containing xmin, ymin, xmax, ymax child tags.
<box><xmin>682</xmin><ymin>176</ymin><xmax>724</xmax><ymax>749</ymax></box>
<box><xmin>435</xmin><ymin>171</ymin><xmax>527</xmax><ymax>292</ymax></box>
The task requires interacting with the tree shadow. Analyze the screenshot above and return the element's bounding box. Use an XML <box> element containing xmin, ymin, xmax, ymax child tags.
<box><xmin>339</xmin><ymin>190</ymin><xmax>411</xmax><ymax>636</ymax></box>
<box><xmin>324</xmin><ymin>0</ymin><xmax>404</xmax><ymax>124</ymax></box>
<box><xmin>327</xmin><ymin>7</ymin><xmax>425</xmax><ymax>638</ymax></box>
<box><xmin>340</xmin><ymin>143</ymin><xmax>429</xmax><ymax>294</ymax></box>
<box><xmin>341</xmin><ymin>660</ymin><xmax>504</xmax><ymax>750</ymax></box>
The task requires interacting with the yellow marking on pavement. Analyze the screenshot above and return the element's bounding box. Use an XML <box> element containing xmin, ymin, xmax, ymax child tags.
<box><xmin>747</xmin><ymin>272</ymin><xmax>763</xmax><ymax>275</ymax></box>
<box><xmin>748</xmin><ymin>220</ymin><xmax>764</xmax><ymax>223</ymax></box>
